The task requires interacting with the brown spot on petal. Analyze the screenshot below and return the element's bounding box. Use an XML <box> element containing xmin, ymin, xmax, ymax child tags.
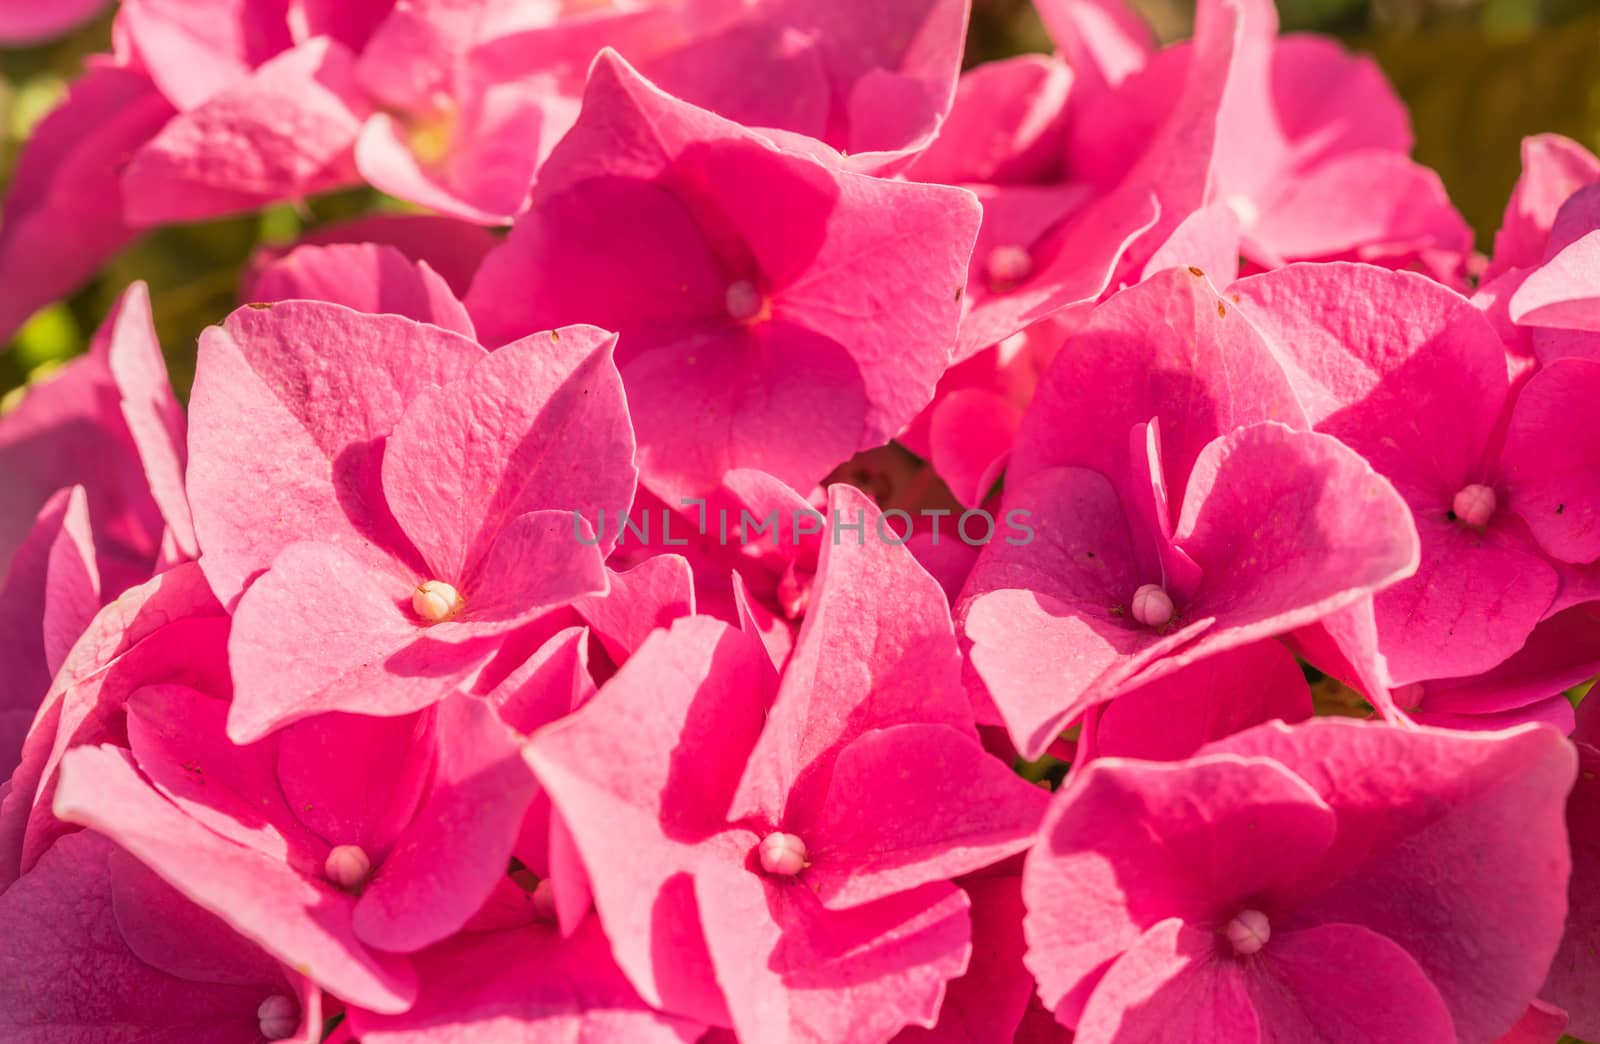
<box><xmin>1217</xmin><ymin>302</ymin><xmax>1227</xmax><ymax>317</ymax></box>
<box><xmin>1187</xmin><ymin>266</ymin><xmax>1204</xmax><ymax>276</ymax></box>
<box><xmin>245</xmin><ymin>302</ymin><xmax>273</xmax><ymax>310</ymax></box>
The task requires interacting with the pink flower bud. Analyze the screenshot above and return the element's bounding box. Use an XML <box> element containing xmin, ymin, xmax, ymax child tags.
<box><xmin>758</xmin><ymin>831</ymin><xmax>808</xmax><ymax>876</ymax></box>
<box><xmin>324</xmin><ymin>844</ymin><xmax>372</xmax><ymax>891</ymax></box>
<box><xmin>1452</xmin><ymin>483</ymin><xmax>1496</xmax><ymax>527</ymax></box>
<box><xmin>257</xmin><ymin>994</ymin><xmax>300</xmax><ymax>1040</ymax></box>
<box><xmin>1130</xmin><ymin>583</ymin><xmax>1174</xmax><ymax>628</ymax></box>
<box><xmin>412</xmin><ymin>580</ymin><xmax>463</xmax><ymax>623</ymax></box>
<box><xmin>986</xmin><ymin>244</ymin><xmax>1033</xmax><ymax>290</ymax></box>
<box><xmin>1225</xmin><ymin>909</ymin><xmax>1271</xmax><ymax>956</ymax></box>
<box><xmin>725</xmin><ymin>280</ymin><xmax>766</xmax><ymax>323</ymax></box>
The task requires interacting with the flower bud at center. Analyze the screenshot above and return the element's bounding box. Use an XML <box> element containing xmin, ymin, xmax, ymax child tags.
<box><xmin>1225</xmin><ymin>909</ymin><xmax>1271</xmax><ymax>956</ymax></box>
<box><xmin>258</xmin><ymin>994</ymin><xmax>300</xmax><ymax>1040</ymax></box>
<box><xmin>1452</xmin><ymin>483</ymin><xmax>1496</xmax><ymax>527</ymax></box>
<box><xmin>725</xmin><ymin>280</ymin><xmax>766</xmax><ymax>323</ymax></box>
<box><xmin>412</xmin><ymin>580</ymin><xmax>463</xmax><ymax>623</ymax></box>
<box><xmin>1130</xmin><ymin>583</ymin><xmax>1174</xmax><ymax>628</ymax></box>
<box><xmin>324</xmin><ymin>844</ymin><xmax>372</xmax><ymax>891</ymax></box>
<box><xmin>758</xmin><ymin>831</ymin><xmax>808</xmax><ymax>876</ymax></box>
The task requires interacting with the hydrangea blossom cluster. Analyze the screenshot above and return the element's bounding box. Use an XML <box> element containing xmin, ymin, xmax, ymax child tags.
<box><xmin>1</xmin><ymin>0</ymin><xmax>1598</xmax><ymax>1041</ymax></box>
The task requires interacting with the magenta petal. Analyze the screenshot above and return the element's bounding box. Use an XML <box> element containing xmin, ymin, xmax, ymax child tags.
<box><xmin>805</xmin><ymin>724</ymin><xmax>1048</xmax><ymax>908</ymax></box>
<box><xmin>0</xmin><ymin>0</ymin><xmax>106</xmax><ymax>44</ymax></box>
<box><xmin>695</xmin><ymin>861</ymin><xmax>971</xmax><ymax>1043</ymax></box>
<box><xmin>381</xmin><ymin>324</ymin><xmax>636</xmax><ymax>572</ymax></box>
<box><xmin>1170</xmin><ymin>423</ymin><xmax>1421</xmax><ymax>669</ymax></box>
<box><xmin>275</xmin><ymin>709</ymin><xmax>433</xmax><ymax>857</ymax></box>
<box><xmin>741</xmin><ymin>484</ymin><xmax>975</xmax><ymax>820</ymax></box>
<box><xmin>245</xmin><ymin>242</ymin><xmax>477</xmax><ymax>337</ymax></box>
<box><xmin>0</xmin><ymin>63</ymin><xmax>173</xmax><ymax>343</ymax></box>
<box><xmin>188</xmin><ymin>301</ymin><xmax>484</xmax><ymax>608</ymax></box>
<box><xmin>0</xmin><ymin>830</ymin><xmax>309</xmax><ymax>1042</ymax></box>
<box><xmin>1010</xmin><ymin>267</ymin><xmax>1304</xmax><ymax>496</ymax></box>
<box><xmin>526</xmin><ymin>617</ymin><xmax>775</xmax><ymax>1021</ymax></box>
<box><xmin>1209</xmin><ymin>719</ymin><xmax>1576</xmax><ymax>1043</ymax></box>
<box><xmin>1023</xmin><ymin>754</ymin><xmax>1336</xmax><ymax>1025</ymax></box>
<box><xmin>1034</xmin><ymin>0</ymin><xmax>1154</xmax><ymax>91</ymax></box>
<box><xmin>53</xmin><ymin>744</ymin><xmax>418</xmax><ymax>1012</ymax></box>
<box><xmin>1502</xmin><ymin>359</ymin><xmax>1600</xmax><ymax>563</ymax></box>
<box><xmin>1511</xmin><ymin>231</ymin><xmax>1600</xmax><ymax>333</ymax></box>
<box><xmin>226</xmin><ymin>541</ymin><xmax>492</xmax><ymax>741</ymax></box>
<box><xmin>0</xmin><ymin>488</ymin><xmax>97</xmax><ymax>780</ymax></box>
<box><xmin>347</xmin><ymin>918</ymin><xmax>701</xmax><ymax>1043</ymax></box>
<box><xmin>1489</xmin><ymin>133</ymin><xmax>1600</xmax><ymax>280</ymax></box>
<box><xmin>126</xmin><ymin>684</ymin><xmax>327</xmax><ymax>866</ymax></box>
<box><xmin>899</xmin><ymin>876</ymin><xmax>1038</xmax><ymax>1044</ymax></box>
<box><xmin>1095</xmin><ymin>639</ymin><xmax>1312</xmax><ymax>762</ymax></box>
<box><xmin>1071</xmin><ymin>918</ymin><xmax>1258</xmax><ymax>1043</ymax></box>
<box><xmin>1372</xmin><ymin>516</ymin><xmax>1557</xmax><ymax>685</ymax></box>
<box><xmin>960</xmin><ymin>466</ymin><xmax>1198</xmax><ymax>759</ymax></box>
<box><xmin>1547</xmin><ymin>699</ymin><xmax>1600</xmax><ymax>1040</ymax></box>
<box><xmin>122</xmin><ymin>38</ymin><xmax>368</xmax><ymax>224</ymax></box>
<box><xmin>1244</xmin><ymin>923</ymin><xmax>1456</xmax><ymax>1043</ymax></box>
<box><xmin>101</xmin><ymin>282</ymin><xmax>196</xmax><ymax>559</ymax></box>
<box><xmin>354</xmin><ymin>695</ymin><xmax>542</xmax><ymax>953</ymax></box>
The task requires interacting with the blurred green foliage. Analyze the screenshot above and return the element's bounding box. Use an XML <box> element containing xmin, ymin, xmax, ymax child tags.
<box><xmin>1</xmin><ymin>0</ymin><xmax>1598</xmax><ymax>399</ymax></box>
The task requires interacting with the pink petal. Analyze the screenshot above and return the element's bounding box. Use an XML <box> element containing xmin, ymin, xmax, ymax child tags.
<box><xmin>245</xmin><ymin>242</ymin><xmax>476</xmax><ymax>337</ymax></box>
<box><xmin>1501</xmin><ymin>359</ymin><xmax>1600</xmax><ymax>562</ymax></box>
<box><xmin>1095</xmin><ymin>639</ymin><xmax>1312</xmax><ymax>762</ymax></box>
<box><xmin>898</xmin><ymin>876</ymin><xmax>1038</xmax><ymax>1044</ymax></box>
<box><xmin>0</xmin><ymin>62</ymin><xmax>172</xmax><ymax>345</ymax></box>
<box><xmin>695</xmin><ymin>859</ymin><xmax>971</xmax><ymax>1043</ymax></box>
<box><xmin>1035</xmin><ymin>0</ymin><xmax>1153</xmax><ymax>91</ymax></box>
<box><xmin>0</xmin><ymin>0</ymin><xmax>107</xmax><ymax>43</ymax></box>
<box><xmin>118</xmin><ymin>0</ymin><xmax>293</xmax><ymax>110</ymax></box>
<box><xmin>0</xmin><ymin>830</ymin><xmax>313</xmax><ymax>1042</ymax></box>
<box><xmin>122</xmin><ymin>38</ymin><xmax>368</xmax><ymax>224</ymax></box>
<box><xmin>1010</xmin><ymin>266</ymin><xmax>1304</xmax><ymax>497</ymax></box>
<box><xmin>1070</xmin><ymin>918</ymin><xmax>1259</xmax><ymax>1043</ymax></box>
<box><xmin>99</xmin><ymin>282</ymin><xmax>196</xmax><ymax>558</ymax></box>
<box><xmin>226</xmin><ymin>541</ymin><xmax>501</xmax><ymax>741</ymax></box>
<box><xmin>354</xmin><ymin>695</ymin><xmax>543</xmax><ymax>952</ymax></box>
<box><xmin>1208</xmin><ymin>719</ymin><xmax>1577</xmax><ymax>1043</ymax></box>
<box><xmin>274</xmin><ymin>709</ymin><xmax>433</xmax><ymax>856</ymax></box>
<box><xmin>905</xmin><ymin>54</ymin><xmax>1075</xmax><ymax>186</ymax></box>
<box><xmin>53</xmin><ymin>744</ymin><xmax>418</xmax><ymax>1012</ymax></box>
<box><xmin>347</xmin><ymin>918</ymin><xmax>701</xmax><ymax>1043</ymax></box>
<box><xmin>1511</xmin><ymin>230</ymin><xmax>1600</xmax><ymax>333</ymax></box>
<box><xmin>187</xmin><ymin>301</ymin><xmax>483</xmax><ymax>608</ymax></box>
<box><xmin>805</xmin><ymin>724</ymin><xmax>1048</xmax><ymax>908</ymax></box>
<box><xmin>1242</xmin><ymin>922</ymin><xmax>1456</xmax><ymax>1043</ymax></box>
<box><xmin>1490</xmin><ymin>133</ymin><xmax>1600</xmax><ymax>280</ymax></box>
<box><xmin>466</xmin><ymin>50</ymin><xmax>977</xmax><ymax>499</ymax></box>
<box><xmin>380</xmin><ymin>325</ymin><xmax>636</xmax><ymax>572</ymax></box>
<box><xmin>738</xmin><ymin>484</ymin><xmax>974</xmax><ymax>823</ymax></box>
<box><xmin>525</xmin><ymin>617</ymin><xmax>775</xmax><ymax>1022</ymax></box>
<box><xmin>1023</xmin><ymin>754</ymin><xmax>1336</xmax><ymax>1025</ymax></box>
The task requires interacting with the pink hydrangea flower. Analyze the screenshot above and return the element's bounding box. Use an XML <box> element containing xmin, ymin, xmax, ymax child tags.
<box><xmin>1024</xmin><ymin>719</ymin><xmax>1576</xmax><ymax>1042</ymax></box>
<box><xmin>957</xmin><ymin>268</ymin><xmax>1419</xmax><ymax>757</ymax></box>
<box><xmin>185</xmin><ymin>303</ymin><xmax>635</xmax><ymax>739</ymax></box>
<box><xmin>467</xmin><ymin>50</ymin><xmax>980</xmax><ymax>502</ymax></box>
<box><xmin>1235</xmin><ymin>262</ymin><xmax>1598</xmax><ymax>685</ymax></box>
<box><xmin>0</xmin><ymin>830</ymin><xmax>322</xmax><ymax>1042</ymax></box>
<box><xmin>529</xmin><ymin>487</ymin><xmax>1049</xmax><ymax>1041</ymax></box>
